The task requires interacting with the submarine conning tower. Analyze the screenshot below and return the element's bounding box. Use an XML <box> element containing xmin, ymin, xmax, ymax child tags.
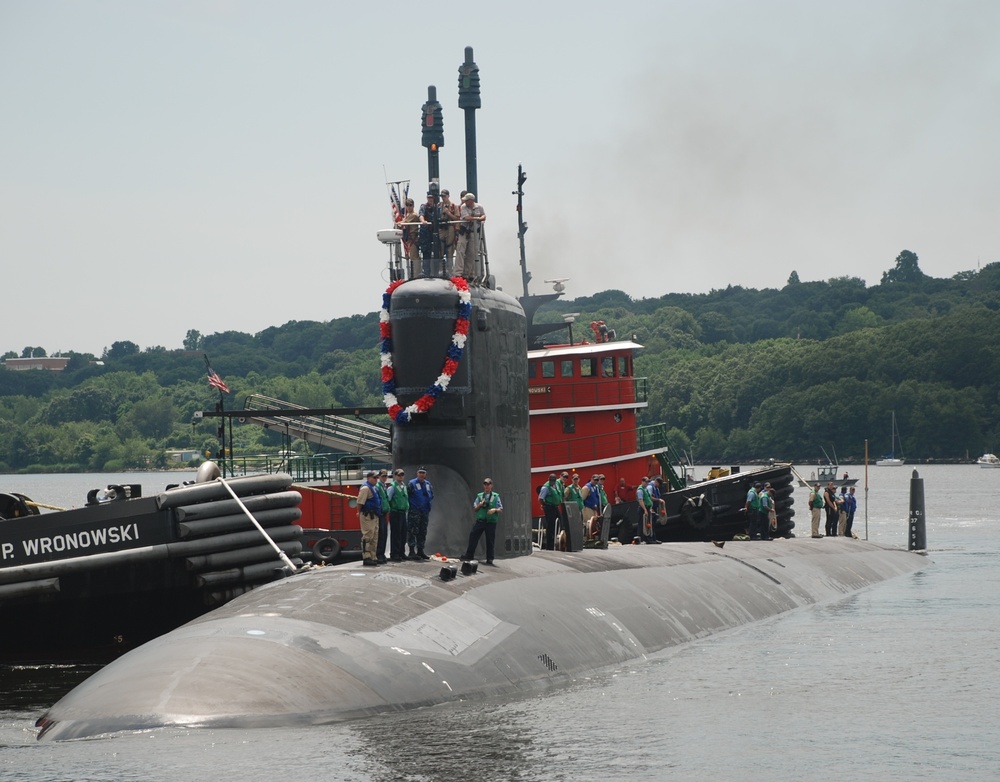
<box><xmin>389</xmin><ymin>280</ymin><xmax>530</xmax><ymax>559</ymax></box>
<box><xmin>387</xmin><ymin>48</ymin><xmax>531</xmax><ymax>560</ymax></box>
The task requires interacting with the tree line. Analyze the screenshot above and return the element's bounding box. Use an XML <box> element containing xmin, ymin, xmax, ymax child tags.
<box><xmin>2</xmin><ymin>252</ymin><xmax>998</xmax><ymax>472</ymax></box>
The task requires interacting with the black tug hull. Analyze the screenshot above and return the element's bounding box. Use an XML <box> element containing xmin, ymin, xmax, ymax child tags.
<box><xmin>0</xmin><ymin>474</ymin><xmax>302</xmax><ymax>663</ymax></box>
<box><xmin>604</xmin><ymin>464</ymin><xmax>796</xmax><ymax>544</ymax></box>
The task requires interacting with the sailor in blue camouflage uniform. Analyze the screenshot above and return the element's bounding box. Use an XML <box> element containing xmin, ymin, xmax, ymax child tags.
<box><xmin>406</xmin><ymin>467</ymin><xmax>434</xmax><ymax>560</ymax></box>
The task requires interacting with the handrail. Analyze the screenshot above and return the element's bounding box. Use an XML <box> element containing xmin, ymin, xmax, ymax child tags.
<box><xmin>224</xmin><ymin>453</ymin><xmax>392</xmax><ymax>483</ymax></box>
<box><xmin>243</xmin><ymin>394</ymin><xmax>390</xmax><ymax>457</ymax></box>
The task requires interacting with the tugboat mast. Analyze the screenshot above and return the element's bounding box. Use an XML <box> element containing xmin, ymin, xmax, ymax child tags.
<box><xmin>515</xmin><ymin>163</ymin><xmax>530</xmax><ymax>299</ymax></box>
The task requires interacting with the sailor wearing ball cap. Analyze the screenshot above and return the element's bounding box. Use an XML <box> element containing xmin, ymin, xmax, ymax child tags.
<box><xmin>809</xmin><ymin>482</ymin><xmax>824</xmax><ymax>538</ymax></box>
<box><xmin>396</xmin><ymin>197</ymin><xmax>421</xmax><ymax>264</ymax></box>
<box><xmin>538</xmin><ymin>473</ymin><xmax>564</xmax><ymax>551</ymax></box>
<box><xmin>406</xmin><ymin>467</ymin><xmax>434</xmax><ymax>560</ymax></box>
<box><xmin>582</xmin><ymin>475</ymin><xmax>602</xmax><ymax>538</ymax></box>
<box><xmin>357</xmin><ymin>471</ymin><xmax>382</xmax><ymax>566</ymax></box>
<box><xmin>439</xmin><ymin>189</ymin><xmax>460</xmax><ymax>274</ymax></box>
<box><xmin>745</xmin><ymin>481</ymin><xmax>766</xmax><ymax>540</ymax></box>
<box><xmin>455</xmin><ymin>191</ymin><xmax>485</xmax><ymax>279</ymax></box>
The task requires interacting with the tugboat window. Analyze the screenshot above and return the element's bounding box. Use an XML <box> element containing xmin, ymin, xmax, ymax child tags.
<box><xmin>528</xmin><ymin>361</ymin><xmax>536</xmax><ymax>379</ymax></box>
<box><xmin>563</xmin><ymin>416</ymin><xmax>575</xmax><ymax>434</ymax></box>
<box><xmin>602</xmin><ymin>357</ymin><xmax>614</xmax><ymax>377</ymax></box>
<box><xmin>580</xmin><ymin>358</ymin><xmax>595</xmax><ymax>377</ymax></box>
<box><xmin>560</xmin><ymin>360</ymin><xmax>574</xmax><ymax>377</ymax></box>
<box><xmin>542</xmin><ymin>360</ymin><xmax>555</xmax><ymax>378</ymax></box>
<box><xmin>618</xmin><ymin>356</ymin><xmax>629</xmax><ymax>377</ymax></box>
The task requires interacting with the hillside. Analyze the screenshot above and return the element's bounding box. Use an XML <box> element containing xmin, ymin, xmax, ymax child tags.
<box><xmin>2</xmin><ymin>252</ymin><xmax>999</xmax><ymax>471</ymax></box>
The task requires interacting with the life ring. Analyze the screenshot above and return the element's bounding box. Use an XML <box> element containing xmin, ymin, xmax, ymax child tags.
<box><xmin>313</xmin><ymin>537</ymin><xmax>341</xmax><ymax>564</ymax></box>
<box><xmin>680</xmin><ymin>495</ymin><xmax>712</xmax><ymax>530</ymax></box>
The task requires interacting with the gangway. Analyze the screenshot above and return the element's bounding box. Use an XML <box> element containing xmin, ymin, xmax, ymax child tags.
<box><xmin>242</xmin><ymin>394</ymin><xmax>391</xmax><ymax>457</ymax></box>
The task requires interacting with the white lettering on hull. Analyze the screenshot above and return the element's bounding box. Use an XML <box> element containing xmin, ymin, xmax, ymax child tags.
<box><xmin>16</xmin><ymin>524</ymin><xmax>140</xmax><ymax>561</ymax></box>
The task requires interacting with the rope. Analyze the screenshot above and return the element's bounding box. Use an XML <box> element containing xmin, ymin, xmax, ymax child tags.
<box><xmin>291</xmin><ymin>484</ymin><xmax>358</xmax><ymax>501</ymax></box>
<box><xmin>23</xmin><ymin>500</ymin><xmax>67</xmax><ymax>512</ymax></box>
<box><xmin>789</xmin><ymin>465</ymin><xmax>814</xmax><ymax>487</ymax></box>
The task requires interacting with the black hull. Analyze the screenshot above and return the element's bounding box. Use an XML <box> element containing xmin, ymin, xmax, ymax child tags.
<box><xmin>0</xmin><ymin>474</ymin><xmax>303</xmax><ymax>663</ymax></box>
<box><xmin>607</xmin><ymin>465</ymin><xmax>796</xmax><ymax>543</ymax></box>
<box><xmin>4</xmin><ymin>562</ymin><xmax>215</xmax><ymax>663</ymax></box>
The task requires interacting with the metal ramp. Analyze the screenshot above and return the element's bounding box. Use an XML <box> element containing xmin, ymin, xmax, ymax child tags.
<box><xmin>242</xmin><ymin>394</ymin><xmax>391</xmax><ymax>457</ymax></box>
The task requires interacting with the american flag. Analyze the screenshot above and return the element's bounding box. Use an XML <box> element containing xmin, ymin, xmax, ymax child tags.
<box><xmin>205</xmin><ymin>361</ymin><xmax>230</xmax><ymax>394</ymax></box>
<box><xmin>388</xmin><ymin>181</ymin><xmax>408</xmax><ymax>224</ymax></box>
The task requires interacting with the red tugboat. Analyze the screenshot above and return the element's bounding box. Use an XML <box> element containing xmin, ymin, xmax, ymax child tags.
<box><xmin>528</xmin><ymin>335</ymin><xmax>657</xmax><ymax>485</ymax></box>
<box><xmin>523</xmin><ymin>319</ymin><xmax>796</xmax><ymax>544</ymax></box>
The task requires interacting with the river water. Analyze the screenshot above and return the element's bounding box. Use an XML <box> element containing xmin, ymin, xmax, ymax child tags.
<box><xmin>2</xmin><ymin>466</ymin><xmax>998</xmax><ymax>781</ymax></box>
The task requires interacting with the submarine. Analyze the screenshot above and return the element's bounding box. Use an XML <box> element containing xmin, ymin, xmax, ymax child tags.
<box><xmin>37</xmin><ymin>539</ymin><xmax>925</xmax><ymax>740</ymax></box>
<box><xmin>36</xmin><ymin>49</ymin><xmax>928</xmax><ymax>740</ymax></box>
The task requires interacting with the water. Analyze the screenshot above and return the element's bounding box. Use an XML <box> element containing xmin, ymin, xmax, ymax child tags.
<box><xmin>2</xmin><ymin>466</ymin><xmax>999</xmax><ymax>780</ymax></box>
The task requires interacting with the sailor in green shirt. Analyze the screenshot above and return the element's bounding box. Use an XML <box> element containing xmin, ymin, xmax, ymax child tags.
<box><xmin>374</xmin><ymin>470</ymin><xmax>390</xmax><ymax>564</ymax></box>
<box><xmin>538</xmin><ymin>473</ymin><xmax>563</xmax><ymax>551</ymax></box>
<box><xmin>462</xmin><ymin>478</ymin><xmax>503</xmax><ymax>565</ymax></box>
<box><xmin>636</xmin><ymin>477</ymin><xmax>660</xmax><ymax>543</ymax></box>
<box><xmin>564</xmin><ymin>473</ymin><xmax>585</xmax><ymax>512</ymax></box>
<box><xmin>809</xmin><ymin>482</ymin><xmax>824</xmax><ymax>538</ymax></box>
<box><xmin>387</xmin><ymin>468</ymin><xmax>410</xmax><ymax>561</ymax></box>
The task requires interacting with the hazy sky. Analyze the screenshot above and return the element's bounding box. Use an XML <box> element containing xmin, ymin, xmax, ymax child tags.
<box><xmin>3</xmin><ymin>1</ymin><xmax>998</xmax><ymax>356</ymax></box>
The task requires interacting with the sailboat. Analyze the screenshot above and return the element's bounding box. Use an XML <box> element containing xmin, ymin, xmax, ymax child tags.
<box><xmin>876</xmin><ymin>411</ymin><xmax>905</xmax><ymax>466</ymax></box>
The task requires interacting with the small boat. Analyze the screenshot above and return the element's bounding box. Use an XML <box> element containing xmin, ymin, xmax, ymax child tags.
<box><xmin>876</xmin><ymin>411</ymin><xmax>906</xmax><ymax>466</ymax></box>
<box><xmin>798</xmin><ymin>463</ymin><xmax>859</xmax><ymax>487</ymax></box>
<box><xmin>797</xmin><ymin>447</ymin><xmax>859</xmax><ymax>487</ymax></box>
<box><xmin>977</xmin><ymin>453</ymin><xmax>1000</xmax><ymax>468</ymax></box>
<box><xmin>0</xmin><ymin>468</ymin><xmax>303</xmax><ymax>663</ymax></box>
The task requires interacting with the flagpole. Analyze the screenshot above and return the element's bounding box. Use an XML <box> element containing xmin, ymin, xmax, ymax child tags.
<box><xmin>218</xmin><ymin>391</ymin><xmax>227</xmax><ymax>477</ymax></box>
<box><xmin>203</xmin><ymin>354</ymin><xmax>230</xmax><ymax>477</ymax></box>
<box><xmin>227</xmin><ymin>407</ymin><xmax>235</xmax><ymax>478</ymax></box>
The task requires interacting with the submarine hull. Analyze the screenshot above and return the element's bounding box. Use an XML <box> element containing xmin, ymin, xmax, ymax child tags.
<box><xmin>38</xmin><ymin>539</ymin><xmax>926</xmax><ymax>740</ymax></box>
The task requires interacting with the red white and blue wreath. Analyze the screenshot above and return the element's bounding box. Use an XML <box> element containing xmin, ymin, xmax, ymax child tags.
<box><xmin>380</xmin><ymin>277</ymin><xmax>472</xmax><ymax>424</ymax></box>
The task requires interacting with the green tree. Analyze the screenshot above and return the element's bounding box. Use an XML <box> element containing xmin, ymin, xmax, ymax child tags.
<box><xmin>837</xmin><ymin>306</ymin><xmax>882</xmax><ymax>334</ymax></box>
<box><xmin>692</xmin><ymin>427</ymin><xmax>727</xmax><ymax>462</ymax></box>
<box><xmin>103</xmin><ymin>341</ymin><xmax>140</xmax><ymax>361</ymax></box>
<box><xmin>39</xmin><ymin>387</ymin><xmax>116</xmax><ymax>424</ymax></box>
<box><xmin>123</xmin><ymin>397</ymin><xmax>177</xmax><ymax>439</ymax></box>
<box><xmin>697</xmin><ymin>311</ymin><xmax>736</xmax><ymax>344</ymax></box>
<box><xmin>881</xmin><ymin>250</ymin><xmax>925</xmax><ymax>285</ymax></box>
